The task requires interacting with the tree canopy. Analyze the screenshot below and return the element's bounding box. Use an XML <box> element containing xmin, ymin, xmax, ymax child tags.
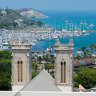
<box><xmin>74</xmin><ymin>67</ymin><xmax>96</xmax><ymax>89</ymax></box>
<box><xmin>0</xmin><ymin>50</ymin><xmax>11</xmax><ymax>90</ymax></box>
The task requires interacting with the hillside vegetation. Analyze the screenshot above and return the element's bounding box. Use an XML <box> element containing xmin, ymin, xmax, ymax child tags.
<box><xmin>0</xmin><ymin>8</ymin><xmax>44</xmax><ymax>29</ymax></box>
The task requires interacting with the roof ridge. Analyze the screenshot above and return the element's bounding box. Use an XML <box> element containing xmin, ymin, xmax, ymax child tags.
<box><xmin>20</xmin><ymin>70</ymin><xmax>43</xmax><ymax>91</ymax></box>
<box><xmin>20</xmin><ymin>69</ymin><xmax>60</xmax><ymax>91</ymax></box>
<box><xmin>42</xmin><ymin>69</ymin><xmax>55</xmax><ymax>82</ymax></box>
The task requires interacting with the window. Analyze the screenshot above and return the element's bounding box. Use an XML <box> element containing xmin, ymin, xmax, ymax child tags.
<box><xmin>17</xmin><ymin>60</ymin><xmax>23</xmax><ymax>82</ymax></box>
<box><xmin>61</xmin><ymin>62</ymin><xmax>63</xmax><ymax>83</ymax></box>
<box><xmin>18</xmin><ymin>61</ymin><xmax>20</xmax><ymax>82</ymax></box>
<box><xmin>64</xmin><ymin>62</ymin><xmax>66</xmax><ymax>83</ymax></box>
<box><xmin>61</xmin><ymin>61</ymin><xmax>66</xmax><ymax>83</ymax></box>
<box><xmin>21</xmin><ymin>61</ymin><xmax>23</xmax><ymax>82</ymax></box>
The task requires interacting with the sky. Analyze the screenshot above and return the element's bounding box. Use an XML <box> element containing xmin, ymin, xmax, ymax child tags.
<box><xmin>0</xmin><ymin>0</ymin><xmax>96</xmax><ymax>12</ymax></box>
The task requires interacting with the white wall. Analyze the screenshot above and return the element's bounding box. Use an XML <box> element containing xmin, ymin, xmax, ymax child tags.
<box><xmin>0</xmin><ymin>91</ymin><xmax>96</xmax><ymax>96</ymax></box>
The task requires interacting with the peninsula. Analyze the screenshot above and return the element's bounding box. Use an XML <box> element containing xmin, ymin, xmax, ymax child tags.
<box><xmin>17</xmin><ymin>8</ymin><xmax>48</xmax><ymax>19</ymax></box>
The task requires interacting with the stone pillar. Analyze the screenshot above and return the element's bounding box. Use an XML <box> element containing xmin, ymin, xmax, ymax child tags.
<box><xmin>54</xmin><ymin>39</ymin><xmax>74</xmax><ymax>92</ymax></box>
<box><xmin>11</xmin><ymin>40</ymin><xmax>32</xmax><ymax>91</ymax></box>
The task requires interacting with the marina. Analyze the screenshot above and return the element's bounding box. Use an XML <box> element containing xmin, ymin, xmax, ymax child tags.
<box><xmin>0</xmin><ymin>26</ymin><xmax>89</xmax><ymax>51</ymax></box>
<box><xmin>0</xmin><ymin>12</ymin><xmax>96</xmax><ymax>55</ymax></box>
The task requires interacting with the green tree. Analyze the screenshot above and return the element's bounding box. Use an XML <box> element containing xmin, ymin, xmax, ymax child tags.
<box><xmin>74</xmin><ymin>67</ymin><xmax>96</xmax><ymax>89</ymax></box>
<box><xmin>89</xmin><ymin>44</ymin><xmax>95</xmax><ymax>54</ymax></box>
<box><xmin>0</xmin><ymin>50</ymin><xmax>11</xmax><ymax>90</ymax></box>
<box><xmin>32</xmin><ymin>71</ymin><xmax>40</xmax><ymax>79</ymax></box>
<box><xmin>37</xmin><ymin>56</ymin><xmax>42</xmax><ymax>63</ymax></box>
<box><xmin>94</xmin><ymin>45</ymin><xmax>96</xmax><ymax>54</ymax></box>
<box><xmin>45</xmin><ymin>63</ymin><xmax>54</xmax><ymax>72</ymax></box>
<box><xmin>79</xmin><ymin>47</ymin><xmax>86</xmax><ymax>52</ymax></box>
<box><xmin>0</xmin><ymin>72</ymin><xmax>11</xmax><ymax>90</ymax></box>
<box><xmin>84</xmin><ymin>49</ymin><xmax>91</xmax><ymax>58</ymax></box>
<box><xmin>0</xmin><ymin>50</ymin><xmax>11</xmax><ymax>59</ymax></box>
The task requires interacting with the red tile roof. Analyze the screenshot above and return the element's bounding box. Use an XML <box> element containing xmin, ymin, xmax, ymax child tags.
<box><xmin>74</xmin><ymin>58</ymin><xmax>95</xmax><ymax>66</ymax></box>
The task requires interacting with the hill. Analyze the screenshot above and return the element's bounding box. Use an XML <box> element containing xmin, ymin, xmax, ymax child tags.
<box><xmin>0</xmin><ymin>9</ymin><xmax>45</xmax><ymax>29</ymax></box>
<box><xmin>0</xmin><ymin>9</ymin><xmax>26</xmax><ymax>21</ymax></box>
<box><xmin>17</xmin><ymin>8</ymin><xmax>48</xmax><ymax>19</ymax></box>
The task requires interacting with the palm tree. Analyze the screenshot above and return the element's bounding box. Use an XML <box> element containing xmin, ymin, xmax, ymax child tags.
<box><xmin>79</xmin><ymin>47</ymin><xmax>86</xmax><ymax>52</ymax></box>
<box><xmin>89</xmin><ymin>44</ymin><xmax>95</xmax><ymax>54</ymax></box>
<box><xmin>94</xmin><ymin>45</ymin><xmax>96</xmax><ymax>54</ymax></box>
<box><xmin>84</xmin><ymin>49</ymin><xmax>91</xmax><ymax>58</ymax></box>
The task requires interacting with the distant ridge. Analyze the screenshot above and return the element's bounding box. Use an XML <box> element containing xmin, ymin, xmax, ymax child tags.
<box><xmin>17</xmin><ymin>8</ymin><xmax>48</xmax><ymax>19</ymax></box>
<box><xmin>0</xmin><ymin>8</ymin><xmax>45</xmax><ymax>29</ymax></box>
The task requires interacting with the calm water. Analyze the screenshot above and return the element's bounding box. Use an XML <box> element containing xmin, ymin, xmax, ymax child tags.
<box><xmin>36</xmin><ymin>32</ymin><xmax>96</xmax><ymax>54</ymax></box>
<box><xmin>34</xmin><ymin>11</ymin><xmax>96</xmax><ymax>30</ymax></box>
<box><xmin>33</xmin><ymin>11</ymin><xmax>96</xmax><ymax>54</ymax></box>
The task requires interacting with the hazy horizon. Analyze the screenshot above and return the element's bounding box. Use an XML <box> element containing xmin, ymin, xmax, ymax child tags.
<box><xmin>0</xmin><ymin>0</ymin><xmax>96</xmax><ymax>12</ymax></box>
